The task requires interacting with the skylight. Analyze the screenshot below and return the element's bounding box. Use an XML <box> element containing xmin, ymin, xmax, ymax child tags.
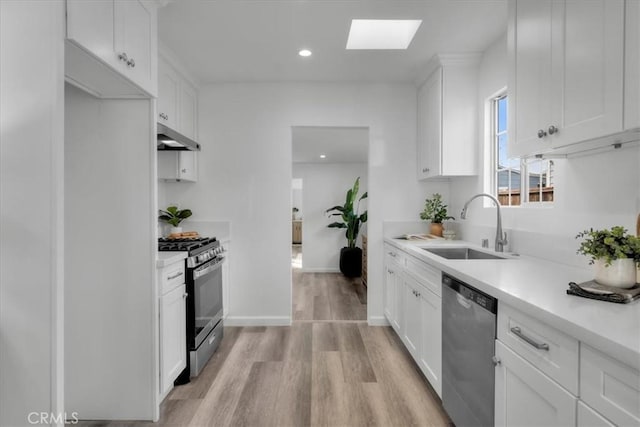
<box><xmin>346</xmin><ymin>19</ymin><xmax>422</xmax><ymax>50</ymax></box>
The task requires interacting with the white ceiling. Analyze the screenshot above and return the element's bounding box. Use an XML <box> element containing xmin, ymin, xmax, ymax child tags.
<box><xmin>292</xmin><ymin>126</ymin><xmax>368</xmax><ymax>163</ymax></box>
<box><xmin>158</xmin><ymin>0</ymin><xmax>507</xmax><ymax>84</ymax></box>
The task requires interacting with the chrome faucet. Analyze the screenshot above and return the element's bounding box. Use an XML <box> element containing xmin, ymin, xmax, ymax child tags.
<box><xmin>460</xmin><ymin>193</ymin><xmax>508</xmax><ymax>252</ymax></box>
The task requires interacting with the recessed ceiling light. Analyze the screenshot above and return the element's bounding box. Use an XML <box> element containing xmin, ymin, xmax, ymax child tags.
<box><xmin>298</xmin><ymin>49</ymin><xmax>312</xmax><ymax>57</ymax></box>
<box><xmin>346</xmin><ymin>19</ymin><xmax>422</xmax><ymax>50</ymax></box>
<box><xmin>320</xmin><ymin>154</ymin><xmax>327</xmax><ymax>159</ymax></box>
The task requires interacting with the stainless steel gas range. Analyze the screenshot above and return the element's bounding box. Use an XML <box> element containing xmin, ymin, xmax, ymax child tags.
<box><xmin>158</xmin><ymin>237</ymin><xmax>225</xmax><ymax>383</ymax></box>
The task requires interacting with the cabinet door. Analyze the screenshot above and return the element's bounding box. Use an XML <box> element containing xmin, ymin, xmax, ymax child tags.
<box><xmin>495</xmin><ymin>340</ymin><xmax>577</xmax><ymax>427</ymax></box>
<box><xmin>179</xmin><ymin>81</ymin><xmax>198</xmax><ymax>140</ymax></box>
<box><xmin>550</xmin><ymin>0</ymin><xmax>624</xmax><ymax>148</ymax></box>
<box><xmin>178</xmin><ymin>151</ymin><xmax>198</xmax><ymax>182</ymax></box>
<box><xmin>114</xmin><ymin>0</ymin><xmax>156</xmax><ymax>95</ymax></box>
<box><xmin>160</xmin><ymin>284</ymin><xmax>187</xmax><ymax>396</ymax></box>
<box><xmin>419</xmin><ymin>287</ymin><xmax>442</xmax><ymax>397</ymax></box>
<box><xmin>417</xmin><ymin>68</ymin><xmax>442</xmax><ymax>179</ymax></box>
<box><xmin>577</xmin><ymin>402</ymin><xmax>615</xmax><ymax>427</ymax></box>
<box><xmin>625</xmin><ymin>0</ymin><xmax>640</xmax><ymax>130</ymax></box>
<box><xmin>158</xmin><ymin>58</ymin><xmax>179</xmax><ymax>129</ymax></box>
<box><xmin>384</xmin><ymin>261</ymin><xmax>400</xmax><ymax>332</ymax></box>
<box><xmin>66</xmin><ymin>0</ymin><xmax>118</xmax><ymax>70</ymax></box>
<box><xmin>402</xmin><ymin>276</ymin><xmax>422</xmax><ymax>358</ymax></box>
<box><xmin>508</xmin><ymin>0</ymin><xmax>554</xmax><ymax>157</ymax></box>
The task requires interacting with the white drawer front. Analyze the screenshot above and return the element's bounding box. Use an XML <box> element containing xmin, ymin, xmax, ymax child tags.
<box><xmin>580</xmin><ymin>344</ymin><xmax>640</xmax><ymax>426</ymax></box>
<box><xmin>497</xmin><ymin>304</ymin><xmax>579</xmax><ymax>394</ymax></box>
<box><xmin>384</xmin><ymin>244</ymin><xmax>406</xmax><ymax>267</ymax></box>
<box><xmin>160</xmin><ymin>262</ymin><xmax>185</xmax><ymax>295</ymax></box>
<box><xmin>405</xmin><ymin>255</ymin><xmax>441</xmax><ymax>296</ymax></box>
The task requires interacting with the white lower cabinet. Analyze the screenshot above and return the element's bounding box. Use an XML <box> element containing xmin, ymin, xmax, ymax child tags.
<box><xmin>383</xmin><ymin>244</ymin><xmax>442</xmax><ymax>397</ymax></box>
<box><xmin>159</xmin><ymin>284</ymin><xmax>186</xmax><ymax>397</ymax></box>
<box><xmin>495</xmin><ymin>340</ymin><xmax>577</xmax><ymax>427</ymax></box>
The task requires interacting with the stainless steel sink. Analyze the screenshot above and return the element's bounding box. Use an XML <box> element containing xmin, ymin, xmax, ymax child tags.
<box><xmin>422</xmin><ymin>247</ymin><xmax>508</xmax><ymax>260</ymax></box>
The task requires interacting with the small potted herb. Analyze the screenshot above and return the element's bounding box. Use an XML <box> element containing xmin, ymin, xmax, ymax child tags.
<box><xmin>158</xmin><ymin>206</ymin><xmax>193</xmax><ymax>235</ymax></box>
<box><xmin>292</xmin><ymin>207</ymin><xmax>299</xmax><ymax>220</ymax></box>
<box><xmin>576</xmin><ymin>226</ymin><xmax>640</xmax><ymax>288</ymax></box>
<box><xmin>420</xmin><ymin>193</ymin><xmax>454</xmax><ymax>237</ymax></box>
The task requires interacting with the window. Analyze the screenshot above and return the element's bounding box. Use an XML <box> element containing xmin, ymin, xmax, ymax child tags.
<box><xmin>491</xmin><ymin>94</ymin><xmax>554</xmax><ymax>206</ymax></box>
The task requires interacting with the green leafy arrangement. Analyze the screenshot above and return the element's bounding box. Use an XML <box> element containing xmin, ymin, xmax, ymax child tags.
<box><xmin>158</xmin><ymin>206</ymin><xmax>193</xmax><ymax>227</ymax></box>
<box><xmin>326</xmin><ymin>177</ymin><xmax>368</xmax><ymax>248</ymax></box>
<box><xmin>576</xmin><ymin>226</ymin><xmax>640</xmax><ymax>266</ymax></box>
<box><xmin>420</xmin><ymin>193</ymin><xmax>454</xmax><ymax>224</ymax></box>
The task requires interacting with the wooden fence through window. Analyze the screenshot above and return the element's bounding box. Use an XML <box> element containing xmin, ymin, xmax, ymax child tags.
<box><xmin>498</xmin><ymin>187</ymin><xmax>554</xmax><ymax>206</ymax></box>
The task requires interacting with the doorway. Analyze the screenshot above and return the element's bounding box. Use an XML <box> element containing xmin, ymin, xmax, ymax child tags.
<box><xmin>291</xmin><ymin>126</ymin><xmax>369</xmax><ymax>321</ymax></box>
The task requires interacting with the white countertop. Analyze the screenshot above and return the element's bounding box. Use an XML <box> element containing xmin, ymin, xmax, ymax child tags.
<box><xmin>385</xmin><ymin>238</ymin><xmax>640</xmax><ymax>368</ymax></box>
<box><xmin>156</xmin><ymin>251</ymin><xmax>187</xmax><ymax>268</ymax></box>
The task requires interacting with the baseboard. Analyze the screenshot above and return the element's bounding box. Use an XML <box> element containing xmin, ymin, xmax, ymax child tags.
<box><xmin>300</xmin><ymin>268</ymin><xmax>340</xmax><ymax>273</ymax></box>
<box><xmin>224</xmin><ymin>316</ymin><xmax>292</xmax><ymax>326</ymax></box>
<box><xmin>368</xmin><ymin>316</ymin><xmax>390</xmax><ymax>326</ymax></box>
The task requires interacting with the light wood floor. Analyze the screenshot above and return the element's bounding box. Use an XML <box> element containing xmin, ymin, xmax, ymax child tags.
<box><xmin>78</xmin><ymin>273</ymin><xmax>450</xmax><ymax>427</ymax></box>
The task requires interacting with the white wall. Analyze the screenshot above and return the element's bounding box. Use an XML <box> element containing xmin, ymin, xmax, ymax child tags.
<box><xmin>65</xmin><ymin>85</ymin><xmax>156</xmax><ymax>420</ymax></box>
<box><xmin>0</xmin><ymin>1</ymin><xmax>65</xmax><ymax>425</ymax></box>
<box><xmin>450</xmin><ymin>34</ymin><xmax>640</xmax><ymax>267</ymax></box>
<box><xmin>164</xmin><ymin>83</ymin><xmax>449</xmax><ymax>325</ymax></box>
<box><xmin>293</xmin><ymin>163</ymin><xmax>368</xmax><ymax>272</ymax></box>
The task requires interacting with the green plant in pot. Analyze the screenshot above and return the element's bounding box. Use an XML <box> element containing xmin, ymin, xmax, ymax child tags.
<box><xmin>420</xmin><ymin>193</ymin><xmax>454</xmax><ymax>237</ymax></box>
<box><xmin>326</xmin><ymin>177</ymin><xmax>368</xmax><ymax>278</ymax></box>
<box><xmin>576</xmin><ymin>226</ymin><xmax>640</xmax><ymax>288</ymax></box>
<box><xmin>158</xmin><ymin>206</ymin><xmax>192</xmax><ymax>235</ymax></box>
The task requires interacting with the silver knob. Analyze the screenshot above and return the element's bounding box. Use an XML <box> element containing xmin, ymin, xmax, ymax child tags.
<box><xmin>181</xmin><ymin>168</ymin><xmax>187</xmax><ymax>173</ymax></box>
<box><xmin>422</xmin><ymin>168</ymin><xmax>430</xmax><ymax>173</ymax></box>
<box><xmin>537</xmin><ymin>129</ymin><xmax>547</xmax><ymax>139</ymax></box>
<box><xmin>492</xmin><ymin>356</ymin><xmax>501</xmax><ymax>366</ymax></box>
<box><xmin>182</xmin><ymin>293</ymin><xmax>188</xmax><ymax>299</ymax></box>
<box><xmin>547</xmin><ymin>125</ymin><xmax>558</xmax><ymax>135</ymax></box>
<box><xmin>127</xmin><ymin>58</ymin><xmax>136</xmax><ymax>68</ymax></box>
<box><xmin>118</xmin><ymin>52</ymin><xmax>128</xmax><ymax>62</ymax></box>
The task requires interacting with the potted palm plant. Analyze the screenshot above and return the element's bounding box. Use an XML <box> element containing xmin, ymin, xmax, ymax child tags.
<box><xmin>326</xmin><ymin>177</ymin><xmax>368</xmax><ymax>277</ymax></box>
<box><xmin>576</xmin><ymin>226</ymin><xmax>640</xmax><ymax>288</ymax></box>
<box><xmin>420</xmin><ymin>193</ymin><xmax>454</xmax><ymax>237</ymax></box>
<box><xmin>158</xmin><ymin>205</ymin><xmax>193</xmax><ymax>235</ymax></box>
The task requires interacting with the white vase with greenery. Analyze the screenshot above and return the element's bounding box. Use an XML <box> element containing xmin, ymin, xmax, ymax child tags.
<box><xmin>576</xmin><ymin>226</ymin><xmax>640</xmax><ymax>289</ymax></box>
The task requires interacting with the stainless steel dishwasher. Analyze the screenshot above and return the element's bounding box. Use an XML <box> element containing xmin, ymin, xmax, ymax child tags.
<box><xmin>442</xmin><ymin>273</ymin><xmax>497</xmax><ymax>427</ymax></box>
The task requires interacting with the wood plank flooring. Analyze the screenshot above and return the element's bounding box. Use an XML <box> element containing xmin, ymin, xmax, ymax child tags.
<box><xmin>77</xmin><ymin>272</ymin><xmax>450</xmax><ymax>427</ymax></box>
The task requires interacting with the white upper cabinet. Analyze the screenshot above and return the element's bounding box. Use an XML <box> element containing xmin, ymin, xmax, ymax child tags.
<box><xmin>508</xmin><ymin>0</ymin><xmax>631</xmax><ymax>157</ymax></box>
<box><xmin>626</xmin><ymin>0</ymin><xmax>640</xmax><ymax>130</ymax></box>
<box><xmin>417</xmin><ymin>54</ymin><xmax>479</xmax><ymax>180</ymax></box>
<box><xmin>158</xmin><ymin>58</ymin><xmax>179</xmax><ymax>130</ymax></box>
<box><xmin>65</xmin><ymin>0</ymin><xmax>157</xmax><ymax>98</ymax></box>
<box><xmin>157</xmin><ymin>55</ymin><xmax>198</xmax><ymax>139</ymax></box>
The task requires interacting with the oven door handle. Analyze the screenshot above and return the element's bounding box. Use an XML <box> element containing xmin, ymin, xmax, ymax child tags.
<box><xmin>194</xmin><ymin>258</ymin><xmax>223</xmax><ymax>279</ymax></box>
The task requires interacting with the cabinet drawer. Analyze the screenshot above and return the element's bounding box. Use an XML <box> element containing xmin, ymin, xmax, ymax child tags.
<box><xmin>384</xmin><ymin>244</ymin><xmax>406</xmax><ymax>267</ymax></box>
<box><xmin>160</xmin><ymin>262</ymin><xmax>185</xmax><ymax>295</ymax></box>
<box><xmin>497</xmin><ymin>304</ymin><xmax>578</xmax><ymax>394</ymax></box>
<box><xmin>405</xmin><ymin>256</ymin><xmax>441</xmax><ymax>296</ymax></box>
<box><xmin>580</xmin><ymin>344</ymin><xmax>640</xmax><ymax>426</ymax></box>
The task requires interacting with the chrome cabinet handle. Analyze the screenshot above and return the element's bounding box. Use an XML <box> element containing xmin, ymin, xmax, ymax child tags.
<box><xmin>181</xmin><ymin>168</ymin><xmax>187</xmax><ymax>173</ymax></box>
<box><xmin>492</xmin><ymin>356</ymin><xmax>501</xmax><ymax>366</ymax></box>
<box><xmin>127</xmin><ymin>57</ymin><xmax>136</xmax><ymax>68</ymax></box>
<box><xmin>510</xmin><ymin>326</ymin><xmax>549</xmax><ymax>351</ymax></box>
<box><xmin>422</xmin><ymin>168</ymin><xmax>430</xmax><ymax>173</ymax></box>
<box><xmin>159</xmin><ymin>113</ymin><xmax>168</xmax><ymax>120</ymax></box>
<box><xmin>118</xmin><ymin>52</ymin><xmax>128</xmax><ymax>62</ymax></box>
<box><xmin>387</xmin><ymin>252</ymin><xmax>396</xmax><ymax>257</ymax></box>
<box><xmin>182</xmin><ymin>293</ymin><xmax>188</xmax><ymax>299</ymax></box>
<box><xmin>547</xmin><ymin>125</ymin><xmax>558</xmax><ymax>135</ymax></box>
<box><xmin>537</xmin><ymin>129</ymin><xmax>547</xmax><ymax>139</ymax></box>
<box><xmin>167</xmin><ymin>271</ymin><xmax>183</xmax><ymax>280</ymax></box>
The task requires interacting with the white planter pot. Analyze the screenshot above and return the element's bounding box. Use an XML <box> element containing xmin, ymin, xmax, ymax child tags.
<box><xmin>169</xmin><ymin>226</ymin><xmax>182</xmax><ymax>235</ymax></box>
<box><xmin>594</xmin><ymin>258</ymin><xmax>637</xmax><ymax>288</ymax></box>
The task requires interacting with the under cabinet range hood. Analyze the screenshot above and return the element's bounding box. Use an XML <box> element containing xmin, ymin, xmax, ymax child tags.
<box><xmin>157</xmin><ymin>123</ymin><xmax>200</xmax><ymax>151</ymax></box>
